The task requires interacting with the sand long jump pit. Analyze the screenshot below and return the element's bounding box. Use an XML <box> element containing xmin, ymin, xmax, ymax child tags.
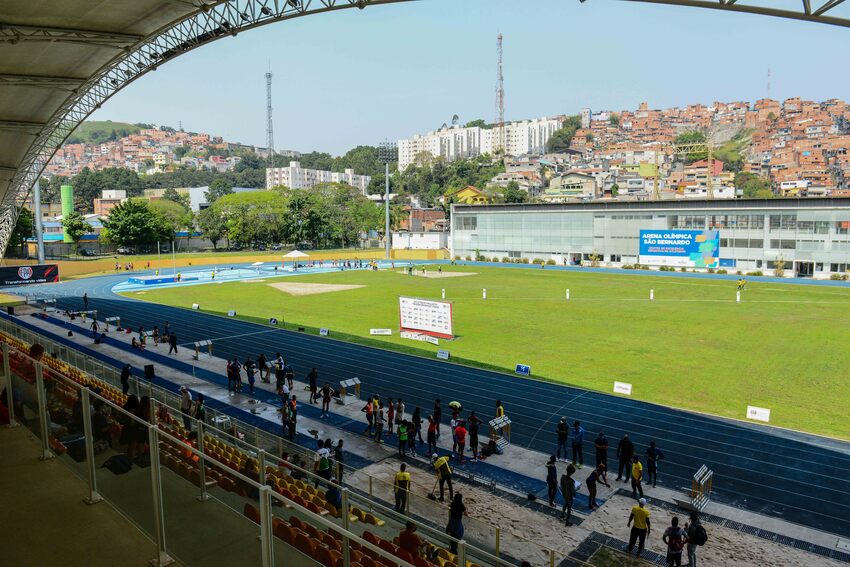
<box><xmin>408</xmin><ymin>270</ymin><xmax>477</xmax><ymax>279</ymax></box>
<box><xmin>267</xmin><ymin>282</ymin><xmax>365</xmax><ymax>296</ymax></box>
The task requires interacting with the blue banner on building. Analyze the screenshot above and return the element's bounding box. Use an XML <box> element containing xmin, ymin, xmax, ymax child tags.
<box><xmin>639</xmin><ymin>229</ymin><xmax>720</xmax><ymax>268</ymax></box>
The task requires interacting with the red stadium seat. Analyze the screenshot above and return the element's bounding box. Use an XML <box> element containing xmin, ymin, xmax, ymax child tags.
<box><xmin>243</xmin><ymin>503</ymin><xmax>260</xmax><ymax>524</ymax></box>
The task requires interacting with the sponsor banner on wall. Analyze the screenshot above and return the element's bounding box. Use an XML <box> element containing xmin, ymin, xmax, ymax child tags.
<box><xmin>0</xmin><ymin>264</ymin><xmax>59</xmax><ymax>286</ymax></box>
<box><xmin>639</xmin><ymin>229</ymin><xmax>720</xmax><ymax>268</ymax></box>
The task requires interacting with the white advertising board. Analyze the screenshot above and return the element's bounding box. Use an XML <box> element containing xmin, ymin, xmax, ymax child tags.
<box><xmin>746</xmin><ymin>405</ymin><xmax>771</xmax><ymax>422</ymax></box>
<box><xmin>370</xmin><ymin>329</ymin><xmax>392</xmax><ymax>336</ymax></box>
<box><xmin>399</xmin><ymin>296</ymin><xmax>453</xmax><ymax>339</ymax></box>
<box><xmin>613</xmin><ymin>381</ymin><xmax>633</xmax><ymax>396</ymax></box>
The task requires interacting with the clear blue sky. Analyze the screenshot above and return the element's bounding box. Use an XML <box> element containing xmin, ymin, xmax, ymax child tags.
<box><xmin>91</xmin><ymin>0</ymin><xmax>850</xmax><ymax>155</ymax></box>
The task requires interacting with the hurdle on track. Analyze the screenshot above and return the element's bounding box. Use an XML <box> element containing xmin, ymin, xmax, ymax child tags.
<box><xmin>193</xmin><ymin>339</ymin><xmax>213</xmax><ymax>360</ymax></box>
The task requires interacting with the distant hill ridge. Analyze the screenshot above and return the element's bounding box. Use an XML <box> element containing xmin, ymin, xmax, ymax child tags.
<box><xmin>66</xmin><ymin>120</ymin><xmax>151</xmax><ymax>145</ymax></box>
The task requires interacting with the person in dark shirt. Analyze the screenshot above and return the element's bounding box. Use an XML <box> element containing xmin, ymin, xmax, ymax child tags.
<box><xmin>545</xmin><ymin>455</ymin><xmax>558</xmax><ymax>506</ymax></box>
<box><xmin>586</xmin><ymin>464</ymin><xmax>611</xmax><ymax>510</ymax></box>
<box><xmin>556</xmin><ymin>417</ymin><xmax>569</xmax><ymax>461</ymax></box>
<box><xmin>446</xmin><ymin>493</ymin><xmax>466</xmax><ymax>554</ymax></box>
<box><xmin>594</xmin><ymin>431</ymin><xmax>609</xmax><ymax>470</ymax></box>
<box><xmin>467</xmin><ymin>410</ymin><xmax>480</xmax><ymax>461</ymax></box>
<box><xmin>433</xmin><ymin>399</ymin><xmax>442</xmax><ymax>439</ymax></box>
<box><xmin>617</xmin><ymin>434</ymin><xmax>635</xmax><ymax>482</ymax></box>
<box><xmin>308</xmin><ymin>368</ymin><xmax>318</xmax><ymax>404</ymax></box>
<box><xmin>646</xmin><ymin>441</ymin><xmax>665</xmax><ymax>487</ymax></box>
<box><xmin>120</xmin><ymin>364</ymin><xmax>131</xmax><ymax>396</ymax></box>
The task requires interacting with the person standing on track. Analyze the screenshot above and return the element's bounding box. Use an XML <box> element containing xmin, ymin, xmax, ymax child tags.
<box><xmin>398</xmin><ymin>420</ymin><xmax>409</xmax><ymax>457</ymax></box>
<box><xmin>454</xmin><ymin>420</ymin><xmax>468</xmax><ymax>463</ymax></box>
<box><xmin>433</xmin><ymin>399</ymin><xmax>442</xmax><ymax>439</ymax></box>
<box><xmin>646</xmin><ymin>441</ymin><xmax>664</xmax><ymax>488</ymax></box>
<box><xmin>468</xmin><ymin>411</ymin><xmax>480</xmax><ymax>461</ymax></box>
<box><xmin>257</xmin><ymin>353</ymin><xmax>268</xmax><ymax>383</ymax></box>
<box><xmin>168</xmin><ymin>331</ymin><xmax>178</xmax><ymax>355</ymax></box>
<box><xmin>308</xmin><ymin>367</ymin><xmax>318</xmax><ymax>404</ymax></box>
<box><xmin>83</xmin><ymin>293</ymin><xmax>88</xmax><ymax>309</ymax></box>
<box><xmin>546</xmin><ymin>455</ymin><xmax>558</xmax><ymax>506</ymax></box>
<box><xmin>631</xmin><ymin>455</ymin><xmax>644</xmax><ymax>498</ymax></box>
<box><xmin>556</xmin><ymin>417</ymin><xmax>569</xmax><ymax>462</ymax></box>
<box><xmin>595</xmin><ymin>431</ymin><xmax>609</xmax><ymax>470</ymax></box>
<box><xmin>627</xmin><ymin>498</ymin><xmax>651</xmax><ymax>559</ymax></box>
<box><xmin>411</xmin><ymin>407</ymin><xmax>423</xmax><ymax>452</ymax></box>
<box><xmin>617</xmin><ymin>434</ymin><xmax>635</xmax><ymax>482</ymax></box>
<box><xmin>320</xmin><ymin>382</ymin><xmax>333</xmax><ymax>418</ymax></box>
<box><xmin>284</xmin><ymin>360</ymin><xmax>294</xmax><ymax>391</ymax></box>
<box><xmin>374</xmin><ymin>402</ymin><xmax>386</xmax><ymax>443</ymax></box>
<box><xmin>427</xmin><ymin>415</ymin><xmax>438</xmax><ymax>455</ymax></box>
<box><xmin>232</xmin><ymin>357</ymin><xmax>243</xmax><ymax>394</ymax></box>
<box><xmin>362</xmin><ymin>397</ymin><xmax>374</xmax><ymax>435</ymax></box>
<box><xmin>226</xmin><ymin>359</ymin><xmax>235</xmax><ymax>393</ymax></box>
<box><xmin>387</xmin><ymin>397</ymin><xmax>395</xmax><ymax>435</ymax></box>
<box><xmin>571</xmin><ymin>420</ymin><xmax>585</xmax><ymax>469</ymax></box>
<box><xmin>560</xmin><ymin>463</ymin><xmax>577</xmax><ymax>525</ymax></box>
<box><xmin>395</xmin><ymin>399</ymin><xmax>405</xmax><ymax>431</ymax></box>
<box><xmin>245</xmin><ymin>356</ymin><xmax>256</xmax><ymax>394</ymax></box>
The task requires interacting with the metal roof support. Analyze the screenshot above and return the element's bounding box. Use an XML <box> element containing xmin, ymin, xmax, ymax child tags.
<box><xmin>0</xmin><ymin>23</ymin><xmax>143</xmax><ymax>48</ymax></box>
<box><xmin>0</xmin><ymin>120</ymin><xmax>46</xmax><ymax>134</ymax></box>
<box><xmin>0</xmin><ymin>74</ymin><xmax>86</xmax><ymax>90</ymax></box>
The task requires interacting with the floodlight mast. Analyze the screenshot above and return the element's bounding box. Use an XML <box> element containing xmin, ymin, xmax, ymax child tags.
<box><xmin>378</xmin><ymin>141</ymin><xmax>398</xmax><ymax>259</ymax></box>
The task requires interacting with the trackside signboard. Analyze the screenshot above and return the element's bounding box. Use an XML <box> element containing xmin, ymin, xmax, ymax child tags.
<box><xmin>639</xmin><ymin>229</ymin><xmax>720</xmax><ymax>268</ymax></box>
<box><xmin>399</xmin><ymin>296</ymin><xmax>453</xmax><ymax>339</ymax></box>
<box><xmin>0</xmin><ymin>264</ymin><xmax>60</xmax><ymax>286</ymax></box>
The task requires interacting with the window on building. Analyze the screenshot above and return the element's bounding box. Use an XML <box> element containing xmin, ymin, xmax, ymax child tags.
<box><xmin>708</xmin><ymin>215</ymin><xmax>728</xmax><ymax>229</ymax></box>
<box><xmin>796</xmin><ymin>221</ymin><xmax>814</xmax><ymax>232</ymax></box>
<box><xmin>815</xmin><ymin>221</ymin><xmax>830</xmax><ymax>234</ymax></box>
<box><xmin>457</xmin><ymin>216</ymin><xmax>477</xmax><ymax>231</ymax></box>
<box><xmin>769</xmin><ymin>239</ymin><xmax>796</xmax><ymax>249</ymax></box>
<box><xmin>831</xmin><ymin>263</ymin><xmax>847</xmax><ymax>272</ymax></box>
<box><xmin>750</xmin><ymin>215</ymin><xmax>765</xmax><ymax>229</ymax></box>
<box><xmin>836</xmin><ymin>221</ymin><xmax>850</xmax><ymax>235</ymax></box>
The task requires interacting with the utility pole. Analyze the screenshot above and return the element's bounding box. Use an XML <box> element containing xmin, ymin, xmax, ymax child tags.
<box><xmin>33</xmin><ymin>179</ymin><xmax>45</xmax><ymax>263</ymax></box>
<box><xmin>494</xmin><ymin>32</ymin><xmax>505</xmax><ymax>156</ymax></box>
<box><xmin>378</xmin><ymin>141</ymin><xmax>398</xmax><ymax>259</ymax></box>
<box><xmin>265</xmin><ymin>67</ymin><xmax>274</xmax><ymax>189</ymax></box>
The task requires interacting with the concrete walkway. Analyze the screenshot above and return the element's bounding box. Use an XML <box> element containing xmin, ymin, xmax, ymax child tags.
<box><xmin>0</xmin><ymin>420</ymin><xmax>157</xmax><ymax>567</ymax></box>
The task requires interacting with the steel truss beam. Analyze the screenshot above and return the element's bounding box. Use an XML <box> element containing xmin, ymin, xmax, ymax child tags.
<box><xmin>0</xmin><ymin>73</ymin><xmax>86</xmax><ymax>90</ymax></box>
<box><xmin>623</xmin><ymin>0</ymin><xmax>849</xmax><ymax>27</ymax></box>
<box><xmin>0</xmin><ymin>23</ymin><xmax>144</xmax><ymax>48</ymax></box>
<box><xmin>1</xmin><ymin>0</ymin><xmax>849</xmax><ymax>256</ymax></box>
<box><xmin>0</xmin><ymin>120</ymin><xmax>45</xmax><ymax>134</ymax></box>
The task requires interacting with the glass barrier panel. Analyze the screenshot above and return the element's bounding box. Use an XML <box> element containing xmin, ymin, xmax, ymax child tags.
<box><xmin>159</xmin><ymin>448</ymin><xmax>263</xmax><ymax>567</ymax></box>
<box><xmin>93</xmin><ymin>412</ymin><xmax>156</xmax><ymax>539</ymax></box>
<box><xmin>48</xmin><ymin>377</ymin><xmax>89</xmax><ymax>481</ymax></box>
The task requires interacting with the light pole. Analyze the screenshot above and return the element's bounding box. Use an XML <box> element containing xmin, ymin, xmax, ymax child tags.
<box><xmin>378</xmin><ymin>141</ymin><xmax>398</xmax><ymax>260</ymax></box>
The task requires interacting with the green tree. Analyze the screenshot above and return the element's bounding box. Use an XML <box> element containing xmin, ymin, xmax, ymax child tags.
<box><xmin>197</xmin><ymin>207</ymin><xmax>228</xmax><ymax>250</ymax></box>
<box><xmin>102</xmin><ymin>200</ymin><xmax>169</xmax><ymax>247</ymax></box>
<box><xmin>546</xmin><ymin>115</ymin><xmax>582</xmax><ymax>153</ymax></box>
<box><xmin>149</xmin><ymin>199</ymin><xmax>192</xmax><ymax>243</ymax></box>
<box><xmin>173</xmin><ymin>146</ymin><xmax>190</xmax><ymax>159</ymax></box>
<box><xmin>609</xmin><ymin>114</ymin><xmax>620</xmax><ymax>127</ymax></box>
<box><xmin>734</xmin><ymin>172</ymin><xmax>773</xmax><ymax>198</ymax></box>
<box><xmin>162</xmin><ymin>187</ymin><xmax>182</xmax><ymax>203</ymax></box>
<box><xmin>465</xmin><ymin>119</ymin><xmax>489</xmax><ymax>129</ymax></box>
<box><xmin>503</xmin><ymin>181</ymin><xmax>527</xmax><ymax>203</ymax></box>
<box><xmin>61</xmin><ymin>211</ymin><xmax>93</xmax><ymax>254</ymax></box>
<box><xmin>9</xmin><ymin>208</ymin><xmax>34</xmax><ymax>257</ymax></box>
<box><xmin>610</xmin><ymin>183</ymin><xmax>620</xmax><ymax>197</ymax></box>
<box><xmin>206</xmin><ymin>178</ymin><xmax>233</xmax><ymax>203</ymax></box>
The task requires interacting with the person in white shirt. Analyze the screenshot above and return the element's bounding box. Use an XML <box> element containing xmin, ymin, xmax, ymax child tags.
<box><xmin>179</xmin><ymin>387</ymin><xmax>193</xmax><ymax>430</ymax></box>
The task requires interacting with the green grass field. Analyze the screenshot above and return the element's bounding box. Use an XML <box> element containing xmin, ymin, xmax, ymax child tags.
<box><xmin>128</xmin><ymin>265</ymin><xmax>850</xmax><ymax>439</ymax></box>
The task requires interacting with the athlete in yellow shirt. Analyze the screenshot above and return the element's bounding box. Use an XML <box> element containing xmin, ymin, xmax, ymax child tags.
<box><xmin>394</xmin><ymin>463</ymin><xmax>411</xmax><ymax>512</ymax></box>
<box><xmin>627</xmin><ymin>498</ymin><xmax>651</xmax><ymax>558</ymax></box>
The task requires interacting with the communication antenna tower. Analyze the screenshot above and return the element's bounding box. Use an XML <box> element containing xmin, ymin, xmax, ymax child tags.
<box><xmin>767</xmin><ymin>67</ymin><xmax>771</xmax><ymax>100</ymax></box>
<box><xmin>495</xmin><ymin>33</ymin><xmax>505</xmax><ymax>156</ymax></box>
<box><xmin>265</xmin><ymin>67</ymin><xmax>274</xmax><ymax>187</ymax></box>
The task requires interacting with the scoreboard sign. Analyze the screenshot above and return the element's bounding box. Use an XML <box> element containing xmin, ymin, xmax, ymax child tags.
<box><xmin>0</xmin><ymin>264</ymin><xmax>59</xmax><ymax>286</ymax></box>
<box><xmin>398</xmin><ymin>296</ymin><xmax>454</xmax><ymax>339</ymax></box>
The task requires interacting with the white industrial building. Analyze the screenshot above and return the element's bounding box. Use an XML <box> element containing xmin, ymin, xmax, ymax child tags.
<box><xmin>266</xmin><ymin>161</ymin><xmax>372</xmax><ymax>194</ymax></box>
<box><xmin>397</xmin><ymin>116</ymin><xmax>563</xmax><ymax>170</ymax></box>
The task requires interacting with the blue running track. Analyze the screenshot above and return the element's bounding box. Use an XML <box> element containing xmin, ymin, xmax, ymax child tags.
<box><xmin>8</xmin><ymin>267</ymin><xmax>850</xmax><ymax>538</ymax></box>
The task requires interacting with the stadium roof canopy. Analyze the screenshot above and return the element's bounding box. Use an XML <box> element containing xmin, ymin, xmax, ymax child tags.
<box><xmin>1</xmin><ymin>0</ymin><xmax>849</xmax><ymax>257</ymax></box>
